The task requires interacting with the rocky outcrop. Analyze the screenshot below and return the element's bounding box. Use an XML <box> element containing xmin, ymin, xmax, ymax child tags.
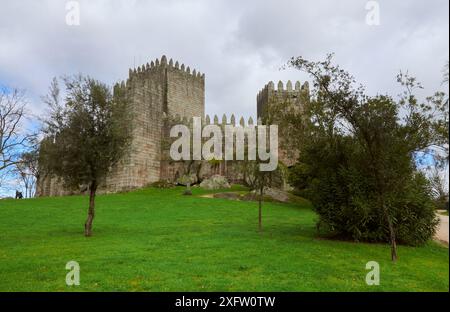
<box><xmin>177</xmin><ymin>174</ymin><xmax>198</xmax><ymax>186</ymax></box>
<box><xmin>200</xmin><ymin>175</ymin><xmax>231</xmax><ymax>190</ymax></box>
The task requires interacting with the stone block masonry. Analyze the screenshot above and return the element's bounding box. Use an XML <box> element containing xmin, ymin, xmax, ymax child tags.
<box><xmin>36</xmin><ymin>56</ymin><xmax>309</xmax><ymax>196</ymax></box>
<box><xmin>37</xmin><ymin>55</ymin><xmax>205</xmax><ymax>196</ymax></box>
<box><xmin>256</xmin><ymin>80</ymin><xmax>310</xmax><ymax>167</ymax></box>
<box><xmin>103</xmin><ymin>56</ymin><xmax>205</xmax><ymax>193</ymax></box>
<box><xmin>257</xmin><ymin>80</ymin><xmax>309</xmax><ymax>119</ymax></box>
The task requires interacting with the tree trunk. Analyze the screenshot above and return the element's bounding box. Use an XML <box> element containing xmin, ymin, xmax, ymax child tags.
<box><xmin>376</xmin><ymin>170</ymin><xmax>398</xmax><ymax>262</ymax></box>
<box><xmin>386</xmin><ymin>213</ymin><xmax>398</xmax><ymax>262</ymax></box>
<box><xmin>383</xmin><ymin>203</ymin><xmax>397</xmax><ymax>262</ymax></box>
<box><xmin>258</xmin><ymin>185</ymin><xmax>263</xmax><ymax>233</ymax></box>
<box><xmin>84</xmin><ymin>180</ymin><xmax>97</xmax><ymax>237</ymax></box>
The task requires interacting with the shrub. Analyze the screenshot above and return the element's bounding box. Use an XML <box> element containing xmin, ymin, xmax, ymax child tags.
<box><xmin>290</xmin><ymin>144</ymin><xmax>439</xmax><ymax>246</ymax></box>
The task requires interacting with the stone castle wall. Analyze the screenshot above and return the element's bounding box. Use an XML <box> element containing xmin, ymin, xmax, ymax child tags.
<box><xmin>257</xmin><ymin>80</ymin><xmax>309</xmax><ymax>167</ymax></box>
<box><xmin>104</xmin><ymin>56</ymin><xmax>205</xmax><ymax>193</ymax></box>
<box><xmin>257</xmin><ymin>80</ymin><xmax>309</xmax><ymax>118</ymax></box>
<box><xmin>36</xmin><ymin>56</ymin><xmax>308</xmax><ymax>197</ymax></box>
<box><xmin>159</xmin><ymin>114</ymin><xmax>258</xmax><ymax>184</ymax></box>
<box><xmin>37</xmin><ymin>56</ymin><xmax>205</xmax><ymax>196</ymax></box>
<box><xmin>165</xmin><ymin>59</ymin><xmax>205</xmax><ymax>119</ymax></box>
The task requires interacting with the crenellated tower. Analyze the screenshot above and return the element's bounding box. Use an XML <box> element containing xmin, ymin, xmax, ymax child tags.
<box><xmin>36</xmin><ymin>58</ymin><xmax>310</xmax><ymax>197</ymax></box>
<box><xmin>257</xmin><ymin>80</ymin><xmax>309</xmax><ymax>119</ymax></box>
<box><xmin>104</xmin><ymin>55</ymin><xmax>205</xmax><ymax>192</ymax></box>
<box><xmin>256</xmin><ymin>80</ymin><xmax>309</xmax><ymax>167</ymax></box>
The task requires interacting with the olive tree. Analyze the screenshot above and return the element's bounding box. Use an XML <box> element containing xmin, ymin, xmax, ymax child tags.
<box><xmin>275</xmin><ymin>54</ymin><xmax>446</xmax><ymax>261</ymax></box>
<box><xmin>39</xmin><ymin>76</ymin><xmax>132</xmax><ymax>236</ymax></box>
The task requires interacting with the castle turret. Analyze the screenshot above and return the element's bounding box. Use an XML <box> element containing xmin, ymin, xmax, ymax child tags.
<box><xmin>256</xmin><ymin>80</ymin><xmax>309</xmax><ymax>119</ymax></box>
<box><xmin>103</xmin><ymin>56</ymin><xmax>205</xmax><ymax>192</ymax></box>
<box><xmin>256</xmin><ymin>80</ymin><xmax>309</xmax><ymax>167</ymax></box>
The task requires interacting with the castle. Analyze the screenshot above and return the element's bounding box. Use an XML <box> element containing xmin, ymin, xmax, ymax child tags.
<box><xmin>36</xmin><ymin>56</ymin><xmax>309</xmax><ymax>196</ymax></box>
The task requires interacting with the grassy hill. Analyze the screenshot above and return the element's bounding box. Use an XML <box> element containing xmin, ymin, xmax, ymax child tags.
<box><xmin>0</xmin><ymin>186</ymin><xmax>448</xmax><ymax>291</ymax></box>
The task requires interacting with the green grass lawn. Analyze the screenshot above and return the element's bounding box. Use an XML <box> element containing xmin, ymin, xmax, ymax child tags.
<box><xmin>0</xmin><ymin>186</ymin><xmax>448</xmax><ymax>291</ymax></box>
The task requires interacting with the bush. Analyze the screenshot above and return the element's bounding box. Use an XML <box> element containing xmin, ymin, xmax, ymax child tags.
<box><xmin>433</xmin><ymin>195</ymin><xmax>449</xmax><ymax>211</ymax></box>
<box><xmin>290</xmin><ymin>143</ymin><xmax>439</xmax><ymax>246</ymax></box>
<box><xmin>394</xmin><ymin>174</ymin><xmax>439</xmax><ymax>245</ymax></box>
<box><xmin>280</xmin><ymin>55</ymin><xmax>446</xmax><ymax>255</ymax></box>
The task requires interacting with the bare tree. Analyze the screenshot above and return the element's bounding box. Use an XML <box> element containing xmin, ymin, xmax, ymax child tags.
<box><xmin>14</xmin><ymin>149</ymin><xmax>39</xmax><ymax>198</ymax></box>
<box><xmin>0</xmin><ymin>88</ymin><xmax>33</xmax><ymax>173</ymax></box>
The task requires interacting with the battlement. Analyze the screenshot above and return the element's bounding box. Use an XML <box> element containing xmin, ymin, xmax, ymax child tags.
<box><xmin>257</xmin><ymin>80</ymin><xmax>309</xmax><ymax>100</ymax></box>
<box><xmin>114</xmin><ymin>55</ymin><xmax>205</xmax><ymax>121</ymax></box>
<box><xmin>168</xmin><ymin>114</ymin><xmax>260</xmax><ymax>127</ymax></box>
<box><xmin>38</xmin><ymin>56</ymin><xmax>306</xmax><ymax>197</ymax></box>
<box><xmin>126</xmin><ymin>55</ymin><xmax>205</xmax><ymax>82</ymax></box>
<box><xmin>107</xmin><ymin>55</ymin><xmax>206</xmax><ymax>193</ymax></box>
<box><xmin>257</xmin><ymin>80</ymin><xmax>309</xmax><ymax>118</ymax></box>
<box><xmin>203</xmin><ymin>114</ymin><xmax>259</xmax><ymax>126</ymax></box>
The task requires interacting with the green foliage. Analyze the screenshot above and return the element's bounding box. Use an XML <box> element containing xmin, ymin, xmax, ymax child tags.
<box><xmin>39</xmin><ymin>76</ymin><xmax>132</xmax><ymax>189</ymax></box>
<box><xmin>281</xmin><ymin>54</ymin><xmax>447</xmax><ymax>248</ymax></box>
<box><xmin>293</xmin><ymin>146</ymin><xmax>438</xmax><ymax>245</ymax></box>
<box><xmin>208</xmin><ymin>158</ymin><xmax>222</xmax><ymax>166</ymax></box>
<box><xmin>394</xmin><ymin>173</ymin><xmax>439</xmax><ymax>246</ymax></box>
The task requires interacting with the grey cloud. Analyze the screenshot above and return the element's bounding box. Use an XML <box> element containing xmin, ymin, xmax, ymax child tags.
<box><xmin>0</xmin><ymin>0</ymin><xmax>448</xmax><ymax>119</ymax></box>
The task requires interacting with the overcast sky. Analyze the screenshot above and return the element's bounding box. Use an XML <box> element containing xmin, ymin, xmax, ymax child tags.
<box><xmin>0</xmin><ymin>0</ymin><xmax>448</xmax><ymax>120</ymax></box>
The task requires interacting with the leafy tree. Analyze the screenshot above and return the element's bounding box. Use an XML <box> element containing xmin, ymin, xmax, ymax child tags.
<box><xmin>428</xmin><ymin>165</ymin><xmax>448</xmax><ymax>209</ymax></box>
<box><xmin>424</xmin><ymin>62</ymin><xmax>450</xmax><ymax>211</ymax></box>
<box><xmin>39</xmin><ymin>76</ymin><xmax>132</xmax><ymax>236</ymax></box>
<box><xmin>241</xmin><ymin>154</ymin><xmax>285</xmax><ymax>233</ymax></box>
<box><xmin>254</xmin><ymin>167</ymin><xmax>272</xmax><ymax>233</ymax></box>
<box><xmin>271</xmin><ymin>54</ymin><xmax>447</xmax><ymax>261</ymax></box>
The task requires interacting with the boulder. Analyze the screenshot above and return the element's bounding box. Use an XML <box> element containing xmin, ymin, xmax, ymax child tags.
<box><xmin>177</xmin><ymin>174</ymin><xmax>198</xmax><ymax>186</ymax></box>
<box><xmin>200</xmin><ymin>175</ymin><xmax>230</xmax><ymax>190</ymax></box>
<box><xmin>262</xmin><ymin>187</ymin><xmax>290</xmax><ymax>202</ymax></box>
<box><xmin>244</xmin><ymin>187</ymin><xmax>290</xmax><ymax>203</ymax></box>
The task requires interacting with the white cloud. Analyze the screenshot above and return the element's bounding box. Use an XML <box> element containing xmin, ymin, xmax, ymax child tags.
<box><xmin>0</xmin><ymin>0</ymin><xmax>448</xmax><ymax>120</ymax></box>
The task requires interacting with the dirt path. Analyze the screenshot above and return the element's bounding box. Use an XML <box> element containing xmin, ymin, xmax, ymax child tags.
<box><xmin>199</xmin><ymin>194</ymin><xmax>214</xmax><ymax>198</ymax></box>
<box><xmin>435</xmin><ymin>212</ymin><xmax>449</xmax><ymax>246</ymax></box>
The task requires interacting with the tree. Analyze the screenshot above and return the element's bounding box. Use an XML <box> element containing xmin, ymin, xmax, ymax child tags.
<box><xmin>241</xmin><ymin>155</ymin><xmax>285</xmax><ymax>233</ymax></box>
<box><xmin>39</xmin><ymin>76</ymin><xmax>132</xmax><ymax>236</ymax></box>
<box><xmin>254</xmin><ymin>168</ymin><xmax>270</xmax><ymax>233</ymax></box>
<box><xmin>0</xmin><ymin>88</ymin><xmax>34</xmax><ymax>173</ymax></box>
<box><xmin>428</xmin><ymin>165</ymin><xmax>448</xmax><ymax>209</ymax></box>
<box><xmin>276</xmin><ymin>54</ymin><xmax>446</xmax><ymax>261</ymax></box>
<box><xmin>14</xmin><ymin>148</ymin><xmax>39</xmax><ymax>198</ymax></box>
